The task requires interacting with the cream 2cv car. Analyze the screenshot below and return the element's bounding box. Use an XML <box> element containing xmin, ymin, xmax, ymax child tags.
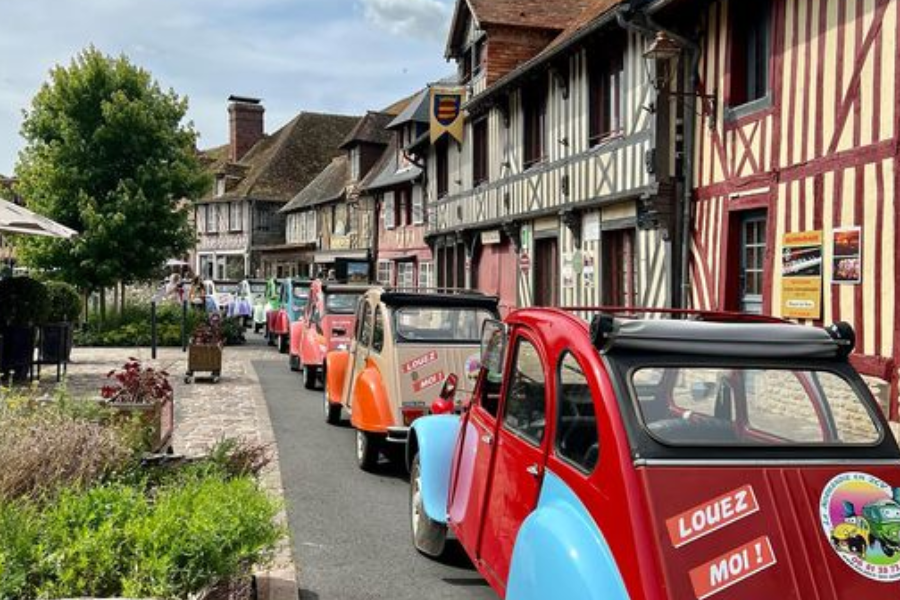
<box><xmin>324</xmin><ymin>290</ymin><xmax>499</xmax><ymax>471</ymax></box>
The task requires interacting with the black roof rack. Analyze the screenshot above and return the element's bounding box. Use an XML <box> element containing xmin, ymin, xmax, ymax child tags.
<box><xmin>590</xmin><ymin>313</ymin><xmax>855</xmax><ymax>360</ymax></box>
<box><xmin>380</xmin><ymin>290</ymin><xmax>499</xmax><ymax>311</ymax></box>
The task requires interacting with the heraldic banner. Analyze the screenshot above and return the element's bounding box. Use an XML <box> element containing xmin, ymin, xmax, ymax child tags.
<box><xmin>430</xmin><ymin>86</ymin><xmax>464</xmax><ymax>144</ymax></box>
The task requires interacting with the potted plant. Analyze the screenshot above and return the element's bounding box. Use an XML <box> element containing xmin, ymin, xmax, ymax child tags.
<box><xmin>100</xmin><ymin>357</ymin><xmax>175</xmax><ymax>453</ymax></box>
<box><xmin>0</xmin><ymin>277</ymin><xmax>49</xmax><ymax>382</ymax></box>
<box><xmin>41</xmin><ymin>281</ymin><xmax>82</xmax><ymax>363</ymax></box>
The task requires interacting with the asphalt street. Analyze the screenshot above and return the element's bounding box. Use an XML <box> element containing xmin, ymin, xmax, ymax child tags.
<box><xmin>256</xmin><ymin>357</ymin><xmax>497</xmax><ymax>600</ymax></box>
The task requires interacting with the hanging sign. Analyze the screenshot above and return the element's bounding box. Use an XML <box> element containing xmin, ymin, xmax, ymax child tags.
<box><xmin>481</xmin><ymin>230</ymin><xmax>501</xmax><ymax>245</ymax></box>
<box><xmin>430</xmin><ymin>87</ymin><xmax>465</xmax><ymax>144</ymax></box>
<box><xmin>781</xmin><ymin>230</ymin><xmax>823</xmax><ymax>319</ymax></box>
<box><xmin>832</xmin><ymin>227</ymin><xmax>862</xmax><ymax>285</ymax></box>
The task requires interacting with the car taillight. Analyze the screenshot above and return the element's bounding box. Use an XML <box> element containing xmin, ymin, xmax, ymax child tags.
<box><xmin>402</xmin><ymin>407</ymin><xmax>426</xmax><ymax>426</ymax></box>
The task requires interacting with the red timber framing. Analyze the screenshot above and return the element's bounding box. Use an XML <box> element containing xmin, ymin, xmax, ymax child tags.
<box><xmin>688</xmin><ymin>0</ymin><xmax>900</xmax><ymax>421</ymax></box>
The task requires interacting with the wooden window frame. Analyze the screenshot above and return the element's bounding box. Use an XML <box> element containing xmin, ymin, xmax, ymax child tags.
<box><xmin>472</xmin><ymin>118</ymin><xmax>489</xmax><ymax>187</ymax></box>
<box><xmin>523</xmin><ymin>81</ymin><xmax>547</xmax><ymax>169</ymax></box>
<box><xmin>588</xmin><ymin>47</ymin><xmax>625</xmax><ymax>145</ymax></box>
<box><xmin>726</xmin><ymin>0</ymin><xmax>773</xmax><ymax>113</ymax></box>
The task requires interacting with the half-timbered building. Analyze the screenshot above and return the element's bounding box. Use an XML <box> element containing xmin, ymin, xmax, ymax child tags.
<box><xmin>194</xmin><ymin>96</ymin><xmax>357</xmax><ymax>279</ymax></box>
<box><xmin>365</xmin><ymin>89</ymin><xmax>434</xmax><ymax>289</ymax></box>
<box><xmin>427</xmin><ymin>0</ymin><xmax>678</xmax><ymax>313</ymax></box>
<box><xmin>279</xmin><ymin>111</ymin><xmax>397</xmax><ymax>276</ymax></box>
<box><xmin>642</xmin><ymin>0</ymin><xmax>900</xmax><ymax>420</ymax></box>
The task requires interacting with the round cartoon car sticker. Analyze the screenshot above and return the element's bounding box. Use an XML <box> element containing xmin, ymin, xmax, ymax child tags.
<box><xmin>820</xmin><ymin>472</ymin><xmax>900</xmax><ymax>581</ymax></box>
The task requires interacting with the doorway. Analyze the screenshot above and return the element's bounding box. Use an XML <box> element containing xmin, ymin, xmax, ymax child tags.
<box><xmin>533</xmin><ymin>237</ymin><xmax>558</xmax><ymax>306</ymax></box>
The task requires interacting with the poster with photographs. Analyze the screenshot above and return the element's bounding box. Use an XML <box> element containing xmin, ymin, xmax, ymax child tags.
<box><xmin>832</xmin><ymin>227</ymin><xmax>862</xmax><ymax>285</ymax></box>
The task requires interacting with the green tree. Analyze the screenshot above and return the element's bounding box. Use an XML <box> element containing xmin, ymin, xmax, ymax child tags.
<box><xmin>14</xmin><ymin>47</ymin><xmax>210</xmax><ymax>317</ymax></box>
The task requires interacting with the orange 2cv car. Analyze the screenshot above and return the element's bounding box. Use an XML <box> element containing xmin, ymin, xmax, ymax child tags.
<box><xmin>290</xmin><ymin>281</ymin><xmax>368</xmax><ymax>389</ymax></box>
<box><xmin>324</xmin><ymin>290</ymin><xmax>499</xmax><ymax>471</ymax></box>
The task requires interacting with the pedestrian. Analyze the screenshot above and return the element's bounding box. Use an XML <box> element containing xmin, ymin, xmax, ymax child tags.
<box><xmin>189</xmin><ymin>276</ymin><xmax>206</xmax><ymax>313</ymax></box>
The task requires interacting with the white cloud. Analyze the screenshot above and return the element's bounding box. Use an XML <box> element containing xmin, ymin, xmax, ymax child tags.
<box><xmin>360</xmin><ymin>0</ymin><xmax>451</xmax><ymax>41</ymax></box>
<box><xmin>0</xmin><ymin>0</ymin><xmax>453</xmax><ymax>173</ymax></box>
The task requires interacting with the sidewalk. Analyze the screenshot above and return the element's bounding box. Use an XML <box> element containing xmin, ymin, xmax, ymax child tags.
<box><xmin>36</xmin><ymin>337</ymin><xmax>297</xmax><ymax>600</ymax></box>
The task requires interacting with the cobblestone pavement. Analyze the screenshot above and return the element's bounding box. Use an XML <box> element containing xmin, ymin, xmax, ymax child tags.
<box><xmin>28</xmin><ymin>335</ymin><xmax>297</xmax><ymax>597</ymax></box>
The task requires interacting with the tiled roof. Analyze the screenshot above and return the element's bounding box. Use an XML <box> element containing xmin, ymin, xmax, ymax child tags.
<box><xmin>280</xmin><ymin>155</ymin><xmax>349</xmax><ymax>213</ymax></box>
<box><xmin>387</xmin><ymin>88</ymin><xmax>430</xmax><ymax>130</ymax></box>
<box><xmin>361</xmin><ymin>136</ymin><xmax>422</xmax><ymax>192</ymax></box>
<box><xmin>339</xmin><ymin>111</ymin><xmax>396</xmax><ymax>149</ymax></box>
<box><xmin>199</xmin><ymin>111</ymin><xmax>359</xmax><ymax>203</ymax></box>
<box><xmin>467</xmin><ymin>0</ymin><xmax>625</xmax><ymax>107</ymax></box>
<box><xmin>468</xmin><ymin>0</ymin><xmax>595</xmax><ymax>30</ymax></box>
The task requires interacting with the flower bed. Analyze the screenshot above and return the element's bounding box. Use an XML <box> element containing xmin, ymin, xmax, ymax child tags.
<box><xmin>0</xmin><ymin>386</ymin><xmax>282</xmax><ymax>599</ymax></box>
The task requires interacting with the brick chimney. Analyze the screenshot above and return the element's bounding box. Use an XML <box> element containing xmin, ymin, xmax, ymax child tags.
<box><xmin>228</xmin><ymin>95</ymin><xmax>264</xmax><ymax>162</ymax></box>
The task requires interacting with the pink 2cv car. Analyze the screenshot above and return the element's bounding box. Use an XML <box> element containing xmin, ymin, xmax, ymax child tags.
<box><xmin>290</xmin><ymin>281</ymin><xmax>367</xmax><ymax>389</ymax></box>
<box><xmin>407</xmin><ymin>308</ymin><xmax>900</xmax><ymax>600</ymax></box>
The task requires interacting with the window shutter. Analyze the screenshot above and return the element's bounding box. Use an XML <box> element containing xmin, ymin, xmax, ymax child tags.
<box><xmin>384</xmin><ymin>192</ymin><xmax>395</xmax><ymax>230</ymax></box>
<box><xmin>412</xmin><ymin>187</ymin><xmax>424</xmax><ymax>225</ymax></box>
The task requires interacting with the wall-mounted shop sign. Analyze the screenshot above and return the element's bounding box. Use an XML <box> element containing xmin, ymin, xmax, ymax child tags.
<box><xmin>781</xmin><ymin>230</ymin><xmax>823</xmax><ymax>319</ymax></box>
<box><xmin>481</xmin><ymin>230</ymin><xmax>501</xmax><ymax>245</ymax></box>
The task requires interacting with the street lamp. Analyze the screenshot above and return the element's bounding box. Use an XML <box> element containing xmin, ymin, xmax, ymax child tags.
<box><xmin>642</xmin><ymin>31</ymin><xmax>717</xmax><ymax>129</ymax></box>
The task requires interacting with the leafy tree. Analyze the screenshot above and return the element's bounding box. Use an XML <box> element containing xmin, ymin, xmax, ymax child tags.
<box><xmin>14</xmin><ymin>47</ymin><xmax>210</xmax><ymax>316</ymax></box>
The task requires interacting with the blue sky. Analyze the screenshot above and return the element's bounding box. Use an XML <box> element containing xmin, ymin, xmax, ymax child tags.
<box><xmin>0</xmin><ymin>0</ymin><xmax>456</xmax><ymax>174</ymax></box>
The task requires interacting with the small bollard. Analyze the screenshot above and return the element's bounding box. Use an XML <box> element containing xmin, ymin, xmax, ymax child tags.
<box><xmin>150</xmin><ymin>300</ymin><xmax>158</xmax><ymax>359</ymax></box>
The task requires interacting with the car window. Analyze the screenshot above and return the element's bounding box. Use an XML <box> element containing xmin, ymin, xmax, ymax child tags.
<box><xmin>326</xmin><ymin>293</ymin><xmax>360</xmax><ymax>315</ymax></box>
<box><xmin>357</xmin><ymin>302</ymin><xmax>372</xmax><ymax>348</ymax></box>
<box><xmin>372</xmin><ymin>307</ymin><xmax>385</xmax><ymax>353</ymax></box>
<box><xmin>556</xmin><ymin>353</ymin><xmax>598</xmax><ymax>472</ymax></box>
<box><xmin>479</xmin><ymin>325</ymin><xmax>506</xmax><ymax>418</ymax></box>
<box><xmin>631</xmin><ymin>366</ymin><xmax>881</xmax><ymax>446</ymax></box>
<box><xmin>394</xmin><ymin>307</ymin><xmax>495</xmax><ymax>343</ymax></box>
<box><xmin>502</xmin><ymin>339</ymin><xmax>546</xmax><ymax>446</ymax></box>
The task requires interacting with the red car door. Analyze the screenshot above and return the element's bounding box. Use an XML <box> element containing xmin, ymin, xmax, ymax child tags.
<box><xmin>447</xmin><ymin>322</ymin><xmax>510</xmax><ymax>556</ymax></box>
<box><xmin>477</xmin><ymin>331</ymin><xmax>549</xmax><ymax>591</ymax></box>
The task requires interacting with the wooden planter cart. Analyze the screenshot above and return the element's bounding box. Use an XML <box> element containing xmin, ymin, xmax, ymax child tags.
<box><xmin>185</xmin><ymin>342</ymin><xmax>223</xmax><ymax>383</ymax></box>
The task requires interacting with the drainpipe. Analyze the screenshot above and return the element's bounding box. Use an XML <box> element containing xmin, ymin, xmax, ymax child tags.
<box><xmin>617</xmin><ymin>9</ymin><xmax>700</xmax><ymax>309</ymax></box>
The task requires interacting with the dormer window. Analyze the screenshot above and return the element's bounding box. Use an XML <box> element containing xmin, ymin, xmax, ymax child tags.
<box><xmin>215</xmin><ymin>175</ymin><xmax>226</xmax><ymax>197</ymax></box>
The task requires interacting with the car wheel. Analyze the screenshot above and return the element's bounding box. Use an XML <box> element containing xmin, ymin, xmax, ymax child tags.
<box><xmin>410</xmin><ymin>454</ymin><xmax>447</xmax><ymax>558</ymax></box>
<box><xmin>289</xmin><ymin>354</ymin><xmax>300</xmax><ymax>372</ymax></box>
<box><xmin>884</xmin><ymin>543</ymin><xmax>896</xmax><ymax>557</ymax></box>
<box><xmin>304</xmin><ymin>364</ymin><xmax>317</xmax><ymax>390</ymax></box>
<box><xmin>356</xmin><ymin>429</ymin><xmax>380</xmax><ymax>472</ymax></box>
<box><xmin>278</xmin><ymin>334</ymin><xmax>289</xmax><ymax>354</ymax></box>
<box><xmin>324</xmin><ymin>392</ymin><xmax>341</xmax><ymax>425</ymax></box>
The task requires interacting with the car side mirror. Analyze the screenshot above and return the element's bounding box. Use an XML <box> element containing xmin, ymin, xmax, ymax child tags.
<box><xmin>431</xmin><ymin>373</ymin><xmax>459</xmax><ymax>415</ymax></box>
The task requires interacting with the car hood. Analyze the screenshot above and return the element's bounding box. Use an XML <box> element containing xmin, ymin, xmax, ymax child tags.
<box><xmin>639</xmin><ymin>464</ymin><xmax>900</xmax><ymax>599</ymax></box>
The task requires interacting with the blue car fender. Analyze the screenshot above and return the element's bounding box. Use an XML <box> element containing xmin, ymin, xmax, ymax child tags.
<box><xmin>407</xmin><ymin>414</ymin><xmax>461</xmax><ymax>524</ymax></box>
<box><xmin>507</xmin><ymin>471</ymin><xmax>630</xmax><ymax>600</ymax></box>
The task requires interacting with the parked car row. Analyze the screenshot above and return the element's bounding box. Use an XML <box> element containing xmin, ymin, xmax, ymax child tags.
<box><xmin>262</xmin><ymin>283</ymin><xmax>900</xmax><ymax>599</ymax></box>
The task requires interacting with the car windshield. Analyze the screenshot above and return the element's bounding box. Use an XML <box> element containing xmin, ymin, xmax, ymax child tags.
<box><xmin>249</xmin><ymin>283</ymin><xmax>266</xmax><ymax>294</ymax></box>
<box><xmin>217</xmin><ymin>283</ymin><xmax>238</xmax><ymax>294</ymax></box>
<box><xmin>293</xmin><ymin>287</ymin><xmax>309</xmax><ymax>301</ymax></box>
<box><xmin>325</xmin><ymin>293</ymin><xmax>360</xmax><ymax>314</ymax></box>
<box><xmin>394</xmin><ymin>307</ymin><xmax>494</xmax><ymax>343</ymax></box>
<box><xmin>630</xmin><ymin>366</ymin><xmax>881</xmax><ymax>447</ymax></box>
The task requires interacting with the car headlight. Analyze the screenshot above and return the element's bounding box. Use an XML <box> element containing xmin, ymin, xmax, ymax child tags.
<box><xmin>336</xmin><ymin>343</ymin><xmax>348</xmax><ymax>351</ymax></box>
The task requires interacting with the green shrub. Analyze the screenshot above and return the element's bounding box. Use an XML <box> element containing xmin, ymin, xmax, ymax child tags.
<box><xmin>35</xmin><ymin>484</ymin><xmax>147</xmax><ymax>599</ymax></box>
<box><xmin>0</xmin><ymin>501</ymin><xmax>40</xmax><ymax>599</ymax></box>
<box><xmin>0</xmin><ymin>277</ymin><xmax>49</xmax><ymax>326</ymax></box>
<box><xmin>122</xmin><ymin>474</ymin><xmax>282</xmax><ymax>597</ymax></box>
<box><xmin>45</xmin><ymin>280</ymin><xmax>83</xmax><ymax>322</ymax></box>
<box><xmin>75</xmin><ymin>301</ymin><xmax>204</xmax><ymax>347</ymax></box>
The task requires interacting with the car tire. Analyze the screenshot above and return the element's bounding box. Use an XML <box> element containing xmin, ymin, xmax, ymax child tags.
<box><xmin>324</xmin><ymin>392</ymin><xmax>341</xmax><ymax>425</ymax></box>
<box><xmin>356</xmin><ymin>429</ymin><xmax>381</xmax><ymax>472</ymax></box>
<box><xmin>304</xmin><ymin>364</ymin><xmax>317</xmax><ymax>390</ymax></box>
<box><xmin>289</xmin><ymin>355</ymin><xmax>300</xmax><ymax>372</ymax></box>
<box><xmin>278</xmin><ymin>334</ymin><xmax>289</xmax><ymax>354</ymax></box>
<box><xmin>410</xmin><ymin>454</ymin><xmax>447</xmax><ymax>558</ymax></box>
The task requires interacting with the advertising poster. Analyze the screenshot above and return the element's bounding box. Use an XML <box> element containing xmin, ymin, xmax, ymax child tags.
<box><xmin>781</xmin><ymin>230</ymin><xmax>823</xmax><ymax>319</ymax></box>
<box><xmin>832</xmin><ymin>227</ymin><xmax>862</xmax><ymax>284</ymax></box>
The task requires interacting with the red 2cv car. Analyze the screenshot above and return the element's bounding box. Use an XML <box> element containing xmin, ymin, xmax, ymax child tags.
<box><xmin>290</xmin><ymin>281</ymin><xmax>366</xmax><ymax>389</ymax></box>
<box><xmin>407</xmin><ymin>308</ymin><xmax>900</xmax><ymax>599</ymax></box>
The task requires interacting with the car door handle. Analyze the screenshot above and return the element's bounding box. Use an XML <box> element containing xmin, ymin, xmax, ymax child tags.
<box><xmin>480</xmin><ymin>434</ymin><xmax>493</xmax><ymax>445</ymax></box>
<box><xmin>526</xmin><ymin>463</ymin><xmax>541</xmax><ymax>478</ymax></box>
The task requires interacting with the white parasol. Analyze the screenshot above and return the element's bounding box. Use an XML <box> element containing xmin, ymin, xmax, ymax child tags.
<box><xmin>0</xmin><ymin>198</ymin><xmax>78</xmax><ymax>239</ymax></box>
